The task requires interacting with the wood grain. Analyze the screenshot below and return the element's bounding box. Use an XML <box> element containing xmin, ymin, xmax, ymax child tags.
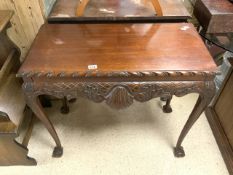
<box><xmin>0</xmin><ymin>10</ymin><xmax>13</xmax><ymax>32</ymax></box>
<box><xmin>0</xmin><ymin>0</ymin><xmax>45</xmax><ymax>61</ymax></box>
<box><xmin>18</xmin><ymin>23</ymin><xmax>216</xmax><ymax>76</ymax></box>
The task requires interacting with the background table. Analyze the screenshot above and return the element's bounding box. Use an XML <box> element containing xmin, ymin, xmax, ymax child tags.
<box><xmin>48</xmin><ymin>0</ymin><xmax>191</xmax><ymax>23</ymax></box>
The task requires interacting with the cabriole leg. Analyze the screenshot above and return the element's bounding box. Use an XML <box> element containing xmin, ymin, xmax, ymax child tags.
<box><xmin>24</xmin><ymin>93</ymin><xmax>63</xmax><ymax>158</ymax></box>
<box><xmin>174</xmin><ymin>95</ymin><xmax>209</xmax><ymax>157</ymax></box>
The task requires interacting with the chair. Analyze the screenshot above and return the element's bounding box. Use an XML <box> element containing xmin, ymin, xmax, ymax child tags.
<box><xmin>76</xmin><ymin>0</ymin><xmax>163</xmax><ymax>17</ymax></box>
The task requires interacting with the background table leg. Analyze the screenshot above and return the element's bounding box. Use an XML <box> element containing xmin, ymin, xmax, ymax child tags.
<box><xmin>163</xmin><ymin>96</ymin><xmax>173</xmax><ymax>113</ymax></box>
<box><xmin>60</xmin><ymin>97</ymin><xmax>69</xmax><ymax>114</ymax></box>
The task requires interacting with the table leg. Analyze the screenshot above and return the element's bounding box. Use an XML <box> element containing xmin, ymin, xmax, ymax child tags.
<box><xmin>24</xmin><ymin>94</ymin><xmax>63</xmax><ymax>158</ymax></box>
<box><xmin>174</xmin><ymin>95</ymin><xmax>210</xmax><ymax>157</ymax></box>
<box><xmin>60</xmin><ymin>97</ymin><xmax>69</xmax><ymax>114</ymax></box>
<box><xmin>163</xmin><ymin>96</ymin><xmax>172</xmax><ymax>113</ymax></box>
<box><xmin>160</xmin><ymin>97</ymin><xmax>167</xmax><ymax>101</ymax></box>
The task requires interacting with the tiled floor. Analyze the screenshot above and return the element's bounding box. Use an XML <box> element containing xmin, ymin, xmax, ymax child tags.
<box><xmin>0</xmin><ymin>94</ymin><xmax>228</xmax><ymax>175</ymax></box>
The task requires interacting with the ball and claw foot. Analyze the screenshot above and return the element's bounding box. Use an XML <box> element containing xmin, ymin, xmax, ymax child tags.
<box><xmin>52</xmin><ymin>146</ymin><xmax>63</xmax><ymax>158</ymax></box>
<box><xmin>163</xmin><ymin>104</ymin><xmax>173</xmax><ymax>113</ymax></box>
<box><xmin>60</xmin><ymin>106</ymin><xmax>69</xmax><ymax>114</ymax></box>
<box><xmin>173</xmin><ymin>146</ymin><xmax>185</xmax><ymax>158</ymax></box>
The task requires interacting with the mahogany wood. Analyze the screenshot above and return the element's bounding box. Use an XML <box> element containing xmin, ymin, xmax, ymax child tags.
<box><xmin>18</xmin><ymin>23</ymin><xmax>217</xmax><ymax>158</ymax></box>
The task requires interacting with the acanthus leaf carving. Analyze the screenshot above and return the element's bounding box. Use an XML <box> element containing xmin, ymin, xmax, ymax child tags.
<box><xmin>23</xmin><ymin>81</ymin><xmax>215</xmax><ymax>110</ymax></box>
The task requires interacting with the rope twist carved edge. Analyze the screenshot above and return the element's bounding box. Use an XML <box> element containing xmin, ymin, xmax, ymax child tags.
<box><xmin>18</xmin><ymin>71</ymin><xmax>217</xmax><ymax>79</ymax></box>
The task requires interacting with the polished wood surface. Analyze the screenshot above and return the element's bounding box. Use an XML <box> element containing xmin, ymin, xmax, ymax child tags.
<box><xmin>205</xmin><ymin>54</ymin><xmax>233</xmax><ymax>175</ymax></box>
<box><xmin>194</xmin><ymin>0</ymin><xmax>233</xmax><ymax>33</ymax></box>
<box><xmin>18</xmin><ymin>23</ymin><xmax>216</xmax><ymax>76</ymax></box>
<box><xmin>48</xmin><ymin>0</ymin><xmax>191</xmax><ymax>22</ymax></box>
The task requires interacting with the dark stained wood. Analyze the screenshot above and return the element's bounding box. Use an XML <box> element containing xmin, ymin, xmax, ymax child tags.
<box><xmin>18</xmin><ymin>23</ymin><xmax>216</xmax><ymax>76</ymax></box>
<box><xmin>0</xmin><ymin>10</ymin><xmax>36</xmax><ymax>166</ymax></box>
<box><xmin>48</xmin><ymin>0</ymin><xmax>191</xmax><ymax>22</ymax></box>
<box><xmin>18</xmin><ymin>23</ymin><xmax>217</xmax><ymax>158</ymax></box>
<box><xmin>194</xmin><ymin>0</ymin><xmax>233</xmax><ymax>33</ymax></box>
<box><xmin>205</xmin><ymin>53</ymin><xmax>233</xmax><ymax>175</ymax></box>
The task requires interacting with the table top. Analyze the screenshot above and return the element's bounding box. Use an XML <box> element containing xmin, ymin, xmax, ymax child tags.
<box><xmin>0</xmin><ymin>10</ymin><xmax>13</xmax><ymax>32</ymax></box>
<box><xmin>48</xmin><ymin>0</ymin><xmax>191</xmax><ymax>23</ymax></box>
<box><xmin>18</xmin><ymin>23</ymin><xmax>216</xmax><ymax>78</ymax></box>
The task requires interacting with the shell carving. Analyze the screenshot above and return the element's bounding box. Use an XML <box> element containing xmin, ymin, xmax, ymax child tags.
<box><xmin>106</xmin><ymin>86</ymin><xmax>133</xmax><ymax>109</ymax></box>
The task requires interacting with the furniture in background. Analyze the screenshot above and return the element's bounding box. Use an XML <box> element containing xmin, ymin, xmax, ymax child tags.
<box><xmin>194</xmin><ymin>0</ymin><xmax>233</xmax><ymax>174</ymax></box>
<box><xmin>17</xmin><ymin>23</ymin><xmax>216</xmax><ymax>158</ymax></box>
<box><xmin>193</xmin><ymin>0</ymin><xmax>233</xmax><ymax>64</ymax></box>
<box><xmin>0</xmin><ymin>10</ymin><xmax>36</xmax><ymax>166</ymax></box>
<box><xmin>48</xmin><ymin>0</ymin><xmax>191</xmax><ymax>23</ymax></box>
<box><xmin>76</xmin><ymin>0</ymin><xmax>163</xmax><ymax>16</ymax></box>
<box><xmin>205</xmin><ymin>52</ymin><xmax>233</xmax><ymax>174</ymax></box>
<box><xmin>194</xmin><ymin>0</ymin><xmax>233</xmax><ymax>33</ymax></box>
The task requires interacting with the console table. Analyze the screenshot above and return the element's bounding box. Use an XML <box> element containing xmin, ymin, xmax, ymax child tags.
<box><xmin>17</xmin><ymin>23</ymin><xmax>217</xmax><ymax>158</ymax></box>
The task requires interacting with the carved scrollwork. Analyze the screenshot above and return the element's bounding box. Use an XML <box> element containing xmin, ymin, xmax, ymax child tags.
<box><xmin>22</xmin><ymin>80</ymin><xmax>215</xmax><ymax>110</ymax></box>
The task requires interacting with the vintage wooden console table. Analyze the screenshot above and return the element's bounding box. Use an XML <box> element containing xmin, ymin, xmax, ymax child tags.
<box><xmin>17</xmin><ymin>23</ymin><xmax>217</xmax><ymax>158</ymax></box>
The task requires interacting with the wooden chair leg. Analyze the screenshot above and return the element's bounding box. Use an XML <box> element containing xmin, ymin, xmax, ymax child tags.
<box><xmin>76</xmin><ymin>0</ymin><xmax>90</xmax><ymax>16</ymax></box>
<box><xmin>150</xmin><ymin>0</ymin><xmax>163</xmax><ymax>16</ymax></box>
